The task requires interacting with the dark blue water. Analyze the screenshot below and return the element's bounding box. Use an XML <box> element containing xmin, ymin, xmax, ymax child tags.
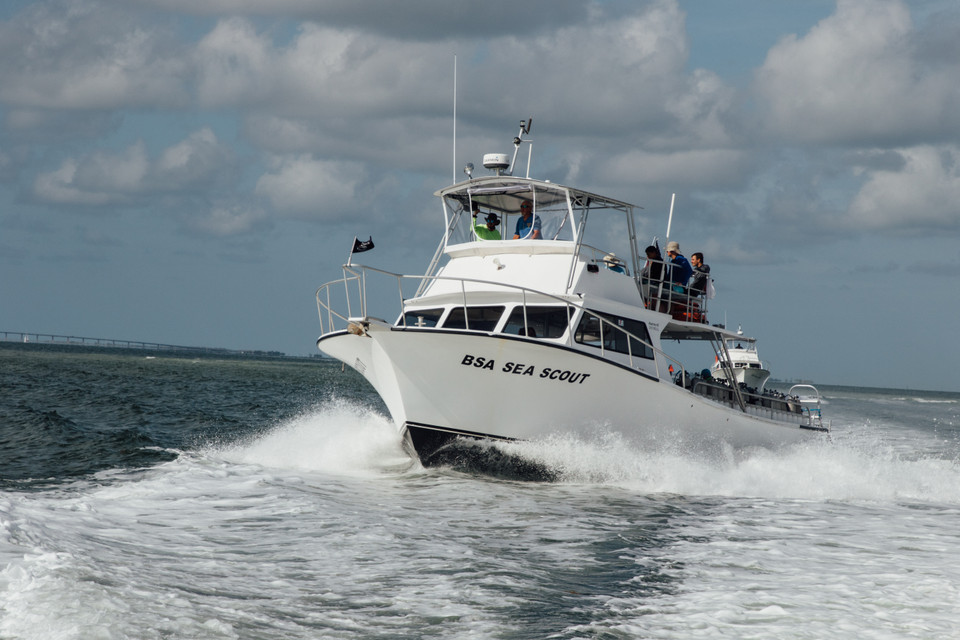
<box><xmin>0</xmin><ymin>343</ymin><xmax>376</xmax><ymax>488</ymax></box>
<box><xmin>2</xmin><ymin>342</ymin><xmax>959</xmax><ymax>639</ymax></box>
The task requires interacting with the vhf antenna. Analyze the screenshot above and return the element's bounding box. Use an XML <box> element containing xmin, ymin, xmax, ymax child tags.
<box><xmin>508</xmin><ymin>117</ymin><xmax>533</xmax><ymax>177</ymax></box>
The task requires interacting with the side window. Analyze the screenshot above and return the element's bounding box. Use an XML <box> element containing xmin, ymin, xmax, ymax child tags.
<box><xmin>575</xmin><ymin>311</ymin><xmax>654</xmax><ymax>359</ymax></box>
<box><xmin>502</xmin><ymin>306</ymin><xmax>569</xmax><ymax>338</ymax></box>
<box><xmin>441</xmin><ymin>306</ymin><xmax>505</xmax><ymax>331</ymax></box>
<box><xmin>399</xmin><ymin>308</ymin><xmax>444</xmax><ymax>328</ymax></box>
<box><xmin>574</xmin><ymin>314</ymin><xmax>604</xmax><ymax>348</ymax></box>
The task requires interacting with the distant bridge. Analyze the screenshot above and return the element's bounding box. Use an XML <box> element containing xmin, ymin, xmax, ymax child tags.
<box><xmin>0</xmin><ymin>331</ymin><xmax>286</xmax><ymax>358</ymax></box>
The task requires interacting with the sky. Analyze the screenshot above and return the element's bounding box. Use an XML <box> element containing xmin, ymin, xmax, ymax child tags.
<box><xmin>1</xmin><ymin>0</ymin><xmax>958</xmax><ymax>392</ymax></box>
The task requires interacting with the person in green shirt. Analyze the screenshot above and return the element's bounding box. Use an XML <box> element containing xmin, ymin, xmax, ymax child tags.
<box><xmin>472</xmin><ymin>205</ymin><xmax>502</xmax><ymax>240</ymax></box>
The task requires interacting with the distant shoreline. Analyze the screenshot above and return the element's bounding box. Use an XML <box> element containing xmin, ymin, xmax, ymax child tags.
<box><xmin>0</xmin><ymin>337</ymin><xmax>323</xmax><ymax>363</ymax></box>
<box><xmin>4</xmin><ymin>338</ymin><xmax>954</xmax><ymax>394</ymax></box>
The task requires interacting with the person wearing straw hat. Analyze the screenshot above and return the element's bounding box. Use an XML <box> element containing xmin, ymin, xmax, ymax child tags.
<box><xmin>665</xmin><ymin>241</ymin><xmax>692</xmax><ymax>293</ymax></box>
<box><xmin>603</xmin><ymin>253</ymin><xmax>625</xmax><ymax>274</ymax></box>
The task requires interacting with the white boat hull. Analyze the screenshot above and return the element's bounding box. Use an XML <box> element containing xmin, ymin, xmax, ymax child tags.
<box><xmin>319</xmin><ymin>323</ymin><xmax>819</xmax><ymax>465</ymax></box>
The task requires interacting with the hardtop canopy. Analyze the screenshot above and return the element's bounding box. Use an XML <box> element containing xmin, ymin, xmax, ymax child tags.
<box><xmin>435</xmin><ymin>176</ymin><xmax>636</xmax><ymax>217</ymax></box>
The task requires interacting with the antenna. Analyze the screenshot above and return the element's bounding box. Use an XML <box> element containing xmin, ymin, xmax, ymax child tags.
<box><xmin>508</xmin><ymin>117</ymin><xmax>533</xmax><ymax>176</ymax></box>
<box><xmin>452</xmin><ymin>54</ymin><xmax>457</xmax><ymax>184</ymax></box>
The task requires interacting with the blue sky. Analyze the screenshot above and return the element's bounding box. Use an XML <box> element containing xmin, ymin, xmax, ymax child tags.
<box><xmin>1</xmin><ymin>0</ymin><xmax>958</xmax><ymax>392</ymax></box>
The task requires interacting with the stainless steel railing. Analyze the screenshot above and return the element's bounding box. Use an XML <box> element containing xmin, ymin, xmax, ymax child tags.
<box><xmin>640</xmin><ymin>257</ymin><xmax>710</xmax><ymax>323</ymax></box>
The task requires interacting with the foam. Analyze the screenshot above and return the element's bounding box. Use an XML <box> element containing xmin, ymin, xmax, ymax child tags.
<box><xmin>213</xmin><ymin>398</ymin><xmax>413</xmax><ymax>477</ymax></box>
<box><xmin>489</xmin><ymin>430</ymin><xmax>960</xmax><ymax>504</ymax></box>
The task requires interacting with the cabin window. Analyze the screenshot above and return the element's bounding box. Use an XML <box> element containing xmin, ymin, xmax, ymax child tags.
<box><xmin>575</xmin><ymin>311</ymin><xmax>654</xmax><ymax>360</ymax></box>
<box><xmin>502</xmin><ymin>306</ymin><xmax>569</xmax><ymax>338</ymax></box>
<box><xmin>399</xmin><ymin>308</ymin><xmax>444</xmax><ymax>328</ymax></box>
<box><xmin>441</xmin><ymin>306</ymin><xmax>505</xmax><ymax>331</ymax></box>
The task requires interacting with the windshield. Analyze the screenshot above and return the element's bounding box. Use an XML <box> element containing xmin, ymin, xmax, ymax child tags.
<box><xmin>444</xmin><ymin>183</ymin><xmax>575</xmax><ymax>244</ymax></box>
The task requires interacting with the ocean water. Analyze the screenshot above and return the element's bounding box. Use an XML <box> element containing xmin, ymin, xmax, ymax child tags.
<box><xmin>1</xmin><ymin>343</ymin><xmax>959</xmax><ymax>639</ymax></box>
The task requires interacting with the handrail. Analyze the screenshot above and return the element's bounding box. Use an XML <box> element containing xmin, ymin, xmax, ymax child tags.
<box><xmin>690</xmin><ymin>377</ymin><xmax>815</xmax><ymax>426</ymax></box>
<box><xmin>640</xmin><ymin>257</ymin><xmax>709</xmax><ymax>322</ymax></box>
<box><xmin>316</xmin><ymin>263</ymin><xmax>688</xmax><ymax>383</ymax></box>
<box><xmin>788</xmin><ymin>384</ymin><xmax>828</xmax><ymax>431</ymax></box>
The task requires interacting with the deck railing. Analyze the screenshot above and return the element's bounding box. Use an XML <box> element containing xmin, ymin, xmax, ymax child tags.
<box><xmin>640</xmin><ymin>257</ymin><xmax>710</xmax><ymax>323</ymax></box>
<box><xmin>316</xmin><ymin>264</ymin><xmax>688</xmax><ymax>383</ymax></box>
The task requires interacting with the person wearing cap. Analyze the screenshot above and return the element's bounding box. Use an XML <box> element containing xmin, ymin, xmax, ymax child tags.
<box><xmin>665</xmin><ymin>241</ymin><xmax>693</xmax><ymax>292</ymax></box>
<box><xmin>513</xmin><ymin>200</ymin><xmax>541</xmax><ymax>239</ymax></box>
<box><xmin>472</xmin><ymin>203</ymin><xmax>502</xmax><ymax>240</ymax></box>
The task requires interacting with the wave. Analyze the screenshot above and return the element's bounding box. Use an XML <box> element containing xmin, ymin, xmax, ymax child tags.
<box><xmin>195</xmin><ymin>398</ymin><xmax>960</xmax><ymax>505</ymax></box>
<box><xmin>481</xmin><ymin>429</ymin><xmax>960</xmax><ymax>505</ymax></box>
<box><xmin>211</xmin><ymin>398</ymin><xmax>413</xmax><ymax>477</ymax></box>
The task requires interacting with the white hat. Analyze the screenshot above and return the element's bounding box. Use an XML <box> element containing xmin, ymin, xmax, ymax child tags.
<box><xmin>666</xmin><ymin>241</ymin><xmax>680</xmax><ymax>253</ymax></box>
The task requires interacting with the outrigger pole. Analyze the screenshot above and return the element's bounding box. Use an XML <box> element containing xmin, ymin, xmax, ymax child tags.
<box><xmin>665</xmin><ymin>192</ymin><xmax>676</xmax><ymax>240</ymax></box>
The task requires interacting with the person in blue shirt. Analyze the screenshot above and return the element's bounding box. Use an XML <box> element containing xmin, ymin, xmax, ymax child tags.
<box><xmin>603</xmin><ymin>253</ymin><xmax>626</xmax><ymax>273</ymax></box>
<box><xmin>665</xmin><ymin>241</ymin><xmax>692</xmax><ymax>292</ymax></box>
<box><xmin>513</xmin><ymin>200</ymin><xmax>541</xmax><ymax>239</ymax></box>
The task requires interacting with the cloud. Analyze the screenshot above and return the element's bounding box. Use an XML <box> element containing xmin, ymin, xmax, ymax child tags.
<box><xmin>187</xmin><ymin>204</ymin><xmax>269</xmax><ymax>236</ymax></box>
<box><xmin>189</xmin><ymin>1</ymin><xmax>733</xmax><ymax>146</ymax></box>
<box><xmin>13</xmin><ymin>0</ymin><xmax>960</xmax><ymax>249</ymax></box>
<box><xmin>596</xmin><ymin>148</ymin><xmax>752</xmax><ymax>190</ymax></box>
<box><xmin>194</xmin><ymin>18</ymin><xmax>451</xmax><ymax>117</ymax></box>
<box><xmin>32</xmin><ymin>128</ymin><xmax>236</xmax><ymax>205</ymax></box>
<box><xmin>845</xmin><ymin>145</ymin><xmax>960</xmax><ymax>232</ymax></box>
<box><xmin>33</xmin><ymin>158</ymin><xmax>118</xmax><ymax>205</ymax></box>
<box><xmin>3</xmin><ymin>108</ymin><xmax>123</xmax><ymax>143</ymax></box>
<box><xmin>254</xmin><ymin>154</ymin><xmax>368</xmax><ymax>220</ymax></box>
<box><xmin>154</xmin><ymin>128</ymin><xmax>237</xmax><ymax>190</ymax></box>
<box><xmin>0</xmin><ymin>1</ymin><xmax>189</xmax><ymax>110</ymax></box>
<box><xmin>753</xmin><ymin>0</ymin><xmax>960</xmax><ymax>146</ymax></box>
<box><xmin>124</xmin><ymin>0</ymin><xmax>594</xmax><ymax>40</ymax></box>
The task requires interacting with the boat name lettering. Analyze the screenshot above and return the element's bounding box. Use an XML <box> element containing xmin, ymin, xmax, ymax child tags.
<box><xmin>459</xmin><ymin>355</ymin><xmax>590</xmax><ymax>384</ymax></box>
<box><xmin>539</xmin><ymin>367</ymin><xmax>591</xmax><ymax>384</ymax></box>
<box><xmin>460</xmin><ymin>354</ymin><xmax>495</xmax><ymax>370</ymax></box>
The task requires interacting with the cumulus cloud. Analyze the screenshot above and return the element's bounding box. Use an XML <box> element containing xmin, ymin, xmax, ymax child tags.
<box><xmin>154</xmin><ymin>128</ymin><xmax>237</xmax><ymax>190</ymax></box>
<box><xmin>753</xmin><ymin>0</ymin><xmax>960</xmax><ymax>146</ymax></box>
<box><xmin>4</xmin><ymin>0</ymin><xmax>747</xmax><ymax>218</ymax></box>
<box><xmin>254</xmin><ymin>155</ymin><xmax>368</xmax><ymax>220</ymax></box>
<box><xmin>846</xmin><ymin>145</ymin><xmax>960</xmax><ymax>232</ymax></box>
<box><xmin>32</xmin><ymin>128</ymin><xmax>235</xmax><ymax>205</ymax></box>
<box><xmin>189</xmin><ymin>1</ymin><xmax>732</xmax><ymax>147</ymax></box>
<box><xmin>10</xmin><ymin>0</ymin><xmax>960</xmax><ymax>248</ymax></box>
<box><xmin>0</xmin><ymin>0</ymin><xmax>188</xmax><ymax>110</ymax></box>
<box><xmin>33</xmin><ymin>158</ymin><xmax>119</xmax><ymax>205</ymax></box>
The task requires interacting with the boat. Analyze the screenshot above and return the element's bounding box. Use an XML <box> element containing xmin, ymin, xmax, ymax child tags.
<box><xmin>711</xmin><ymin>327</ymin><xmax>772</xmax><ymax>392</ymax></box>
<box><xmin>315</xmin><ymin>120</ymin><xmax>828</xmax><ymax>470</ymax></box>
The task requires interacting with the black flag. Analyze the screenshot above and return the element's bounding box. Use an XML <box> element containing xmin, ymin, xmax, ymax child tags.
<box><xmin>352</xmin><ymin>236</ymin><xmax>375</xmax><ymax>253</ymax></box>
